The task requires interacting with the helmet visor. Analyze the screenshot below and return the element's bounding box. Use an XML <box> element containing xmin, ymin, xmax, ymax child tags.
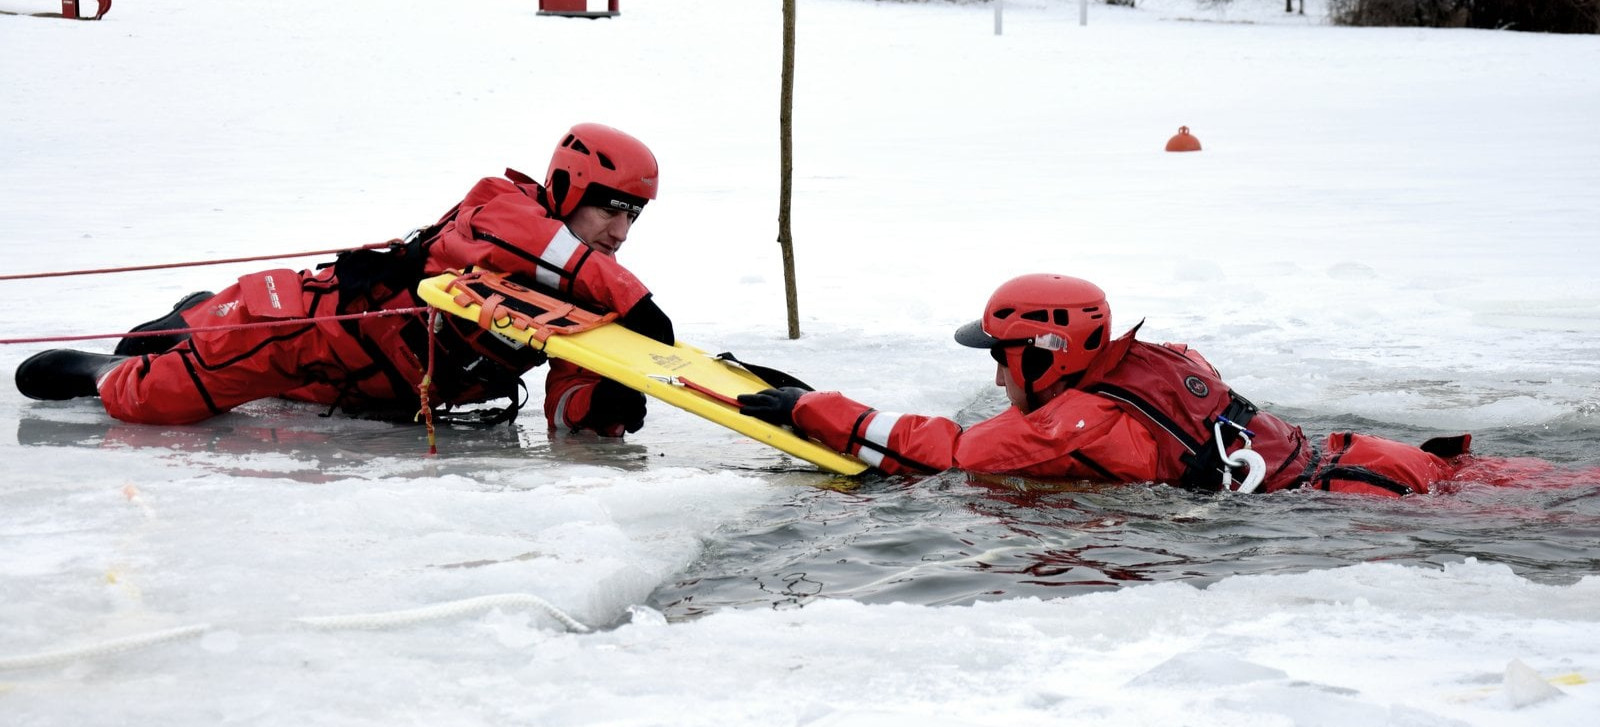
<box><xmin>954</xmin><ymin>320</ymin><xmax>999</xmax><ymax>349</ymax></box>
<box><xmin>956</xmin><ymin>320</ymin><xmax>1040</xmax><ymax>351</ymax></box>
<box><xmin>957</xmin><ymin>320</ymin><xmax>1040</xmax><ymax>367</ymax></box>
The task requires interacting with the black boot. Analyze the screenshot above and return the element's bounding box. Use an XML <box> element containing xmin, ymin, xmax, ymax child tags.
<box><xmin>114</xmin><ymin>290</ymin><xmax>214</xmax><ymax>356</ymax></box>
<box><xmin>15</xmin><ymin>350</ymin><xmax>129</xmax><ymax>401</ymax></box>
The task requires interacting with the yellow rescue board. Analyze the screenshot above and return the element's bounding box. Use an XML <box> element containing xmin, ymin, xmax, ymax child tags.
<box><xmin>417</xmin><ymin>272</ymin><xmax>867</xmax><ymax>475</ymax></box>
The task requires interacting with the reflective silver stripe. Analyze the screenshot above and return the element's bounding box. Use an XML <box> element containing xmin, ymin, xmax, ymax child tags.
<box><xmin>855</xmin><ymin>411</ymin><xmax>902</xmax><ymax>468</ymax></box>
<box><xmin>537</xmin><ymin>227</ymin><xmax>586</xmax><ymax>289</ymax></box>
<box><xmin>864</xmin><ymin>411</ymin><xmax>901</xmax><ymax>447</ymax></box>
<box><xmin>553</xmin><ymin>386</ymin><xmax>582</xmax><ymax>429</ymax></box>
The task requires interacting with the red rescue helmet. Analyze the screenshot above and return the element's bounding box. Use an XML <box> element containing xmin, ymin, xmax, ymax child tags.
<box><xmin>544</xmin><ymin>123</ymin><xmax>659</xmax><ymax>219</ymax></box>
<box><xmin>954</xmin><ymin>274</ymin><xmax>1111</xmax><ymax>393</ymax></box>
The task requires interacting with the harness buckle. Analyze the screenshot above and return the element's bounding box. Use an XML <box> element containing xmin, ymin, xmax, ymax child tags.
<box><xmin>443</xmin><ymin>270</ymin><xmax>618</xmax><ymax>346</ymax></box>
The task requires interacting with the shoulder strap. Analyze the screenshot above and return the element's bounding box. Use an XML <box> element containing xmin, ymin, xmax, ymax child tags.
<box><xmin>714</xmin><ymin>352</ymin><xmax>814</xmax><ymax>391</ymax></box>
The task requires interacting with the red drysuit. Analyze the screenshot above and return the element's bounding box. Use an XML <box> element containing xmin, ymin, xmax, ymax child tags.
<box><xmin>98</xmin><ymin>174</ymin><xmax>652</xmax><ymax>432</ymax></box>
<box><xmin>790</xmin><ymin>327</ymin><xmax>1467</xmax><ymax>497</ymax></box>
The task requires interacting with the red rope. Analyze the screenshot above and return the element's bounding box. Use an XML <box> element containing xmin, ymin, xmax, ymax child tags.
<box><xmin>416</xmin><ymin>309</ymin><xmax>440</xmax><ymax>456</ymax></box>
<box><xmin>2</xmin><ymin>234</ymin><xmax>452</xmax><ymax>456</ymax></box>
<box><xmin>0</xmin><ymin>307</ymin><xmax>432</xmax><ymax>346</ymax></box>
<box><xmin>0</xmin><ymin>241</ymin><xmax>398</xmax><ymax>281</ymax></box>
<box><xmin>674</xmin><ymin>376</ymin><xmax>743</xmax><ymax>408</ymax></box>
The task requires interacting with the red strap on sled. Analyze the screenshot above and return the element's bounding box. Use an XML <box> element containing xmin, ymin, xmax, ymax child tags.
<box><xmin>674</xmin><ymin>377</ymin><xmax>742</xmax><ymax>408</ymax></box>
<box><xmin>444</xmin><ymin>270</ymin><xmax>617</xmax><ymax>343</ymax></box>
<box><xmin>644</xmin><ymin>374</ymin><xmax>743</xmax><ymax>409</ymax></box>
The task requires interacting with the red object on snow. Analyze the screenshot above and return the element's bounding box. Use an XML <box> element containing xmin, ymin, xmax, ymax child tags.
<box><xmin>59</xmin><ymin>0</ymin><xmax>110</xmax><ymax>20</ymax></box>
<box><xmin>538</xmin><ymin>0</ymin><xmax>618</xmax><ymax>18</ymax></box>
<box><xmin>1165</xmin><ymin>126</ymin><xmax>1202</xmax><ymax>152</ymax></box>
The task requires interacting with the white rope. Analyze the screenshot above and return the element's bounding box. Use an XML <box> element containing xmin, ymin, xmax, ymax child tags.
<box><xmin>0</xmin><ymin>623</ymin><xmax>211</xmax><ymax>671</ymax></box>
<box><xmin>0</xmin><ymin>593</ymin><xmax>589</xmax><ymax>672</ymax></box>
<box><xmin>294</xmin><ymin>593</ymin><xmax>590</xmax><ymax>633</ymax></box>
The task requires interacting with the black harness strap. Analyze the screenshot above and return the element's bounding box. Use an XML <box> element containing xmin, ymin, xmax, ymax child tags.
<box><xmin>393</xmin><ymin>313</ymin><xmax>529</xmax><ymax>425</ymax></box>
<box><xmin>1087</xmin><ymin>381</ymin><xmax>1264</xmax><ymax>492</ymax></box>
<box><xmin>347</xmin><ymin>319</ymin><xmax>421</xmax><ymax>405</ymax></box>
<box><xmin>845</xmin><ymin>409</ymin><xmax>942</xmax><ymax>475</ymax></box>
<box><xmin>433</xmin><ymin>379</ymin><xmax>527</xmax><ymax>428</ymax></box>
<box><xmin>1311</xmin><ymin>465</ymin><xmax>1415</xmax><ymax>496</ymax></box>
<box><xmin>1297</xmin><ymin>433</ymin><xmax>1412</xmax><ymax>495</ymax></box>
<box><xmin>1087</xmin><ymin>383</ymin><xmax>1209</xmax><ymax>455</ymax></box>
<box><xmin>714</xmin><ymin>352</ymin><xmax>814</xmax><ymax>391</ymax></box>
<box><xmin>1070</xmin><ymin>450</ymin><xmax>1121</xmax><ymax>482</ymax></box>
<box><xmin>1178</xmin><ymin>392</ymin><xmax>1260</xmax><ymax>491</ymax></box>
<box><xmin>324</xmin><ymin>236</ymin><xmax>427</xmax><ymax>301</ymax></box>
<box><xmin>1277</xmin><ymin>442</ymin><xmax>1325</xmax><ymax>491</ymax></box>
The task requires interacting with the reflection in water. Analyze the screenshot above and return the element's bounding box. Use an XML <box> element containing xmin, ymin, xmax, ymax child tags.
<box><xmin>13</xmin><ymin>400</ymin><xmax>665</xmax><ymax>481</ymax></box>
<box><xmin>651</xmin><ymin>413</ymin><xmax>1600</xmax><ymax>621</ymax></box>
<box><xmin>14</xmin><ymin>397</ymin><xmax>838</xmax><ymax>481</ymax></box>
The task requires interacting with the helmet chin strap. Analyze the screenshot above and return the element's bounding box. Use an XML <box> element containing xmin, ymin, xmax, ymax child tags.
<box><xmin>1023</xmin><ymin>372</ymin><xmax>1049</xmax><ymax>412</ymax></box>
<box><xmin>1024</xmin><ymin>388</ymin><xmax>1042</xmax><ymax>413</ymax></box>
<box><xmin>537</xmin><ymin>184</ymin><xmax>561</xmax><ymax>220</ymax></box>
<box><xmin>1023</xmin><ymin>371</ymin><xmax>1082</xmax><ymax>413</ymax></box>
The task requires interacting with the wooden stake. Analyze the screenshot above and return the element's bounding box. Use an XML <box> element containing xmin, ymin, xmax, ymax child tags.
<box><xmin>779</xmin><ymin>0</ymin><xmax>801</xmax><ymax>339</ymax></box>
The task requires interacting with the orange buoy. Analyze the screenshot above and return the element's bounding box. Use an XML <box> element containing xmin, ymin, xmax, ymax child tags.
<box><xmin>1165</xmin><ymin>126</ymin><xmax>1202</xmax><ymax>152</ymax></box>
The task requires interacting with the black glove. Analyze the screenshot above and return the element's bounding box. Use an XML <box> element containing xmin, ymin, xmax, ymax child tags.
<box><xmin>582</xmin><ymin>379</ymin><xmax>647</xmax><ymax>434</ymax></box>
<box><xmin>619</xmin><ymin>294</ymin><xmax>675</xmax><ymax>346</ymax></box>
<box><xmin>737</xmin><ymin>387</ymin><xmax>808</xmax><ymax>428</ymax></box>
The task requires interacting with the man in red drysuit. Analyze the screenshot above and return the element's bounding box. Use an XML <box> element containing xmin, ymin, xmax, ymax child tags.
<box><xmin>16</xmin><ymin>123</ymin><xmax>671</xmax><ymax>436</ymax></box>
<box><xmin>738</xmin><ymin>273</ymin><xmax>1475</xmax><ymax>497</ymax></box>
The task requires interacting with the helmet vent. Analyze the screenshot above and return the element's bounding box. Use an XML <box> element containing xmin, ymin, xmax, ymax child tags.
<box><xmin>564</xmin><ymin>136</ymin><xmax>591</xmax><ymax>155</ymax></box>
<box><xmin>1021</xmin><ymin>309</ymin><xmax>1049</xmax><ymax>323</ymax></box>
<box><xmin>992</xmin><ymin>307</ymin><xmax>1015</xmax><ymax>320</ymax></box>
<box><xmin>1052</xmin><ymin>309</ymin><xmax>1070</xmax><ymax>326</ymax></box>
<box><xmin>1083</xmin><ymin>305</ymin><xmax>1104</xmax><ymax>320</ymax></box>
<box><xmin>1084</xmin><ymin>326</ymin><xmax>1104</xmax><ymax>351</ymax></box>
<box><xmin>596</xmin><ymin>152</ymin><xmax>616</xmax><ymax>171</ymax></box>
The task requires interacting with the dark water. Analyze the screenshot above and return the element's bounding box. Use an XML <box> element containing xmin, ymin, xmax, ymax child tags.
<box><xmin>648</xmin><ymin>409</ymin><xmax>1600</xmax><ymax>620</ymax></box>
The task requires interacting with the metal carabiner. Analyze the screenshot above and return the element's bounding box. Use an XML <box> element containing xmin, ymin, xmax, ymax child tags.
<box><xmin>1214</xmin><ymin>419</ymin><xmax>1266</xmax><ymax>494</ymax></box>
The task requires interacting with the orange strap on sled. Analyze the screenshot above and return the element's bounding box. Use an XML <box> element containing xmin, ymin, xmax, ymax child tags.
<box><xmin>443</xmin><ymin>270</ymin><xmax>617</xmax><ymax>343</ymax></box>
<box><xmin>646</xmin><ymin>374</ymin><xmax>743</xmax><ymax>409</ymax></box>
